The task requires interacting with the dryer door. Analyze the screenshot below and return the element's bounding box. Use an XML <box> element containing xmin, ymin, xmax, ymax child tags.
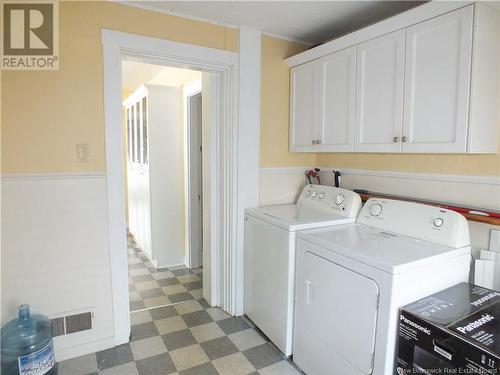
<box><xmin>294</xmin><ymin>251</ymin><xmax>379</xmax><ymax>375</ymax></box>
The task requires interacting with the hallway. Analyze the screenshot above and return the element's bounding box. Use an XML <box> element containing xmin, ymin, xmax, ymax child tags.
<box><xmin>128</xmin><ymin>234</ymin><xmax>203</xmax><ymax>312</ymax></box>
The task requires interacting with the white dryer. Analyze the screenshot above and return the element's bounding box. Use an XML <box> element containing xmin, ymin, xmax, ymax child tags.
<box><xmin>244</xmin><ymin>184</ymin><xmax>362</xmax><ymax>356</ymax></box>
<box><xmin>293</xmin><ymin>198</ymin><xmax>472</xmax><ymax>375</ymax></box>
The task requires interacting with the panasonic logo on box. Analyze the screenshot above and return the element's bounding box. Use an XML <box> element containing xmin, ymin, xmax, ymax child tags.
<box><xmin>455</xmin><ymin>314</ymin><xmax>495</xmax><ymax>334</ymax></box>
<box><xmin>400</xmin><ymin>315</ymin><xmax>431</xmax><ymax>335</ymax></box>
<box><xmin>471</xmin><ymin>292</ymin><xmax>500</xmax><ymax>308</ymax></box>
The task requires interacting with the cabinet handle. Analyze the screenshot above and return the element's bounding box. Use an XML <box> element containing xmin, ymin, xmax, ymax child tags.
<box><xmin>312</xmin><ymin>140</ymin><xmax>317</xmax><ymax>145</ymax></box>
<box><xmin>316</xmin><ymin>139</ymin><xmax>321</xmax><ymax>145</ymax></box>
<box><xmin>393</xmin><ymin>136</ymin><xmax>399</xmax><ymax>143</ymax></box>
<box><xmin>402</xmin><ymin>136</ymin><xmax>408</xmax><ymax>143</ymax></box>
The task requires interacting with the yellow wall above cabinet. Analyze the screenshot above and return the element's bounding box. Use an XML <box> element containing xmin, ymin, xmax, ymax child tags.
<box><xmin>260</xmin><ymin>36</ymin><xmax>315</xmax><ymax>167</ymax></box>
<box><xmin>315</xmin><ymin>147</ymin><xmax>500</xmax><ymax>176</ymax></box>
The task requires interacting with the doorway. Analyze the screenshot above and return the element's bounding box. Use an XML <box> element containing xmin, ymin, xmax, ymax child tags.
<box><xmin>121</xmin><ymin>61</ymin><xmax>206</xmax><ymax>318</ymax></box>
<box><xmin>103</xmin><ymin>29</ymin><xmax>240</xmax><ymax>345</ymax></box>
<box><xmin>185</xmin><ymin>84</ymin><xmax>203</xmax><ymax>269</ymax></box>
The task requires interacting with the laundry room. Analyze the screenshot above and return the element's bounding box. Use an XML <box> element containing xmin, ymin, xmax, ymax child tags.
<box><xmin>1</xmin><ymin>1</ymin><xmax>500</xmax><ymax>375</ymax></box>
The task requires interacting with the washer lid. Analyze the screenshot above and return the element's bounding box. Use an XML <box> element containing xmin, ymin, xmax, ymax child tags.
<box><xmin>245</xmin><ymin>205</ymin><xmax>355</xmax><ymax>231</ymax></box>
<box><xmin>297</xmin><ymin>224</ymin><xmax>471</xmax><ymax>274</ymax></box>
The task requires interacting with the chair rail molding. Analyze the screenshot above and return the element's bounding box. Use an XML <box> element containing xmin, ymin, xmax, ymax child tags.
<box><xmin>259</xmin><ymin>167</ymin><xmax>500</xmax><ymax>185</ymax></box>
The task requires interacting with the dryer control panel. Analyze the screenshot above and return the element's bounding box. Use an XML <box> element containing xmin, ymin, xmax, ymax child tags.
<box><xmin>297</xmin><ymin>185</ymin><xmax>362</xmax><ymax>218</ymax></box>
<box><xmin>358</xmin><ymin>198</ymin><xmax>470</xmax><ymax>248</ymax></box>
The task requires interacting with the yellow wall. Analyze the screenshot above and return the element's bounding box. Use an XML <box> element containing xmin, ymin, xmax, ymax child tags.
<box><xmin>1</xmin><ymin>1</ymin><xmax>238</xmax><ymax>173</ymax></box>
<box><xmin>260</xmin><ymin>36</ymin><xmax>315</xmax><ymax>167</ymax></box>
<box><xmin>2</xmin><ymin>1</ymin><xmax>499</xmax><ymax>177</ymax></box>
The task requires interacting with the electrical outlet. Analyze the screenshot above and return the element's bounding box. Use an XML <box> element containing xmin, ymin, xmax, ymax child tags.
<box><xmin>76</xmin><ymin>143</ymin><xmax>90</xmax><ymax>162</ymax></box>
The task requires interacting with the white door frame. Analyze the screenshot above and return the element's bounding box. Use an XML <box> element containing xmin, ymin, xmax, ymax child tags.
<box><xmin>184</xmin><ymin>81</ymin><xmax>203</xmax><ymax>269</ymax></box>
<box><xmin>101</xmin><ymin>29</ymin><xmax>258</xmax><ymax>346</ymax></box>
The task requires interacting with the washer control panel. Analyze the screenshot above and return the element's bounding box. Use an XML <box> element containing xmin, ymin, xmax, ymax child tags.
<box><xmin>298</xmin><ymin>185</ymin><xmax>362</xmax><ymax>218</ymax></box>
<box><xmin>358</xmin><ymin>198</ymin><xmax>470</xmax><ymax>248</ymax></box>
<box><xmin>433</xmin><ymin>217</ymin><xmax>444</xmax><ymax>228</ymax></box>
<box><xmin>369</xmin><ymin>203</ymin><xmax>383</xmax><ymax>217</ymax></box>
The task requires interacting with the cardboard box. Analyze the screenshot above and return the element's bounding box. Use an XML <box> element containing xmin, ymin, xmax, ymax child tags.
<box><xmin>395</xmin><ymin>283</ymin><xmax>500</xmax><ymax>374</ymax></box>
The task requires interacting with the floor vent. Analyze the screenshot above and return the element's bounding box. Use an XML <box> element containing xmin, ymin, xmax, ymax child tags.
<box><xmin>51</xmin><ymin>312</ymin><xmax>92</xmax><ymax>337</ymax></box>
<box><xmin>51</xmin><ymin>317</ymin><xmax>65</xmax><ymax>337</ymax></box>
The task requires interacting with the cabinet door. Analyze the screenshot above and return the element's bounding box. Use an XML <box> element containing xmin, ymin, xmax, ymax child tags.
<box><xmin>402</xmin><ymin>6</ymin><xmax>473</xmax><ymax>153</ymax></box>
<box><xmin>317</xmin><ymin>47</ymin><xmax>356</xmax><ymax>152</ymax></box>
<box><xmin>355</xmin><ymin>30</ymin><xmax>405</xmax><ymax>152</ymax></box>
<box><xmin>290</xmin><ymin>63</ymin><xmax>318</xmax><ymax>152</ymax></box>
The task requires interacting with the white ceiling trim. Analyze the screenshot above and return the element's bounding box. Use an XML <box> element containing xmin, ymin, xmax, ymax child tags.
<box><xmin>114</xmin><ymin>1</ymin><xmax>312</xmax><ymax>46</ymax></box>
<box><xmin>260</xmin><ymin>31</ymin><xmax>312</xmax><ymax>46</ymax></box>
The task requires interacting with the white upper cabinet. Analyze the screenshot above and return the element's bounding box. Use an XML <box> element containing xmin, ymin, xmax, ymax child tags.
<box><xmin>317</xmin><ymin>47</ymin><xmax>356</xmax><ymax>152</ymax></box>
<box><xmin>355</xmin><ymin>30</ymin><xmax>405</xmax><ymax>152</ymax></box>
<box><xmin>287</xmin><ymin>2</ymin><xmax>499</xmax><ymax>154</ymax></box>
<box><xmin>402</xmin><ymin>6</ymin><xmax>473</xmax><ymax>153</ymax></box>
<box><xmin>290</xmin><ymin>63</ymin><xmax>317</xmax><ymax>152</ymax></box>
<box><xmin>290</xmin><ymin>47</ymin><xmax>356</xmax><ymax>152</ymax></box>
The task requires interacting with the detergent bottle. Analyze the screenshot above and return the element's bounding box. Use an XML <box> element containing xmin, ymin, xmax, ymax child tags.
<box><xmin>1</xmin><ymin>304</ymin><xmax>57</xmax><ymax>375</ymax></box>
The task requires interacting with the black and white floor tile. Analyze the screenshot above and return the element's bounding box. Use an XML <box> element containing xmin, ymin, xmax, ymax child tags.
<box><xmin>57</xmin><ymin>300</ymin><xmax>301</xmax><ymax>375</ymax></box>
<box><xmin>57</xmin><ymin>233</ymin><xmax>300</xmax><ymax>374</ymax></box>
<box><xmin>127</xmin><ymin>234</ymin><xmax>203</xmax><ymax>312</ymax></box>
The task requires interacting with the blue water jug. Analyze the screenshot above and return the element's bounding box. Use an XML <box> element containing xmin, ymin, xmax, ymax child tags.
<box><xmin>1</xmin><ymin>304</ymin><xmax>57</xmax><ymax>375</ymax></box>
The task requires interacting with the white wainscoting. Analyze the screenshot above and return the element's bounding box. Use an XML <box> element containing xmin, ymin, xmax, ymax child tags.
<box><xmin>1</xmin><ymin>173</ymin><xmax>116</xmax><ymax>361</ymax></box>
<box><xmin>259</xmin><ymin>168</ymin><xmax>308</xmax><ymax>206</ymax></box>
<box><xmin>259</xmin><ymin>167</ymin><xmax>500</xmax><ymax>252</ymax></box>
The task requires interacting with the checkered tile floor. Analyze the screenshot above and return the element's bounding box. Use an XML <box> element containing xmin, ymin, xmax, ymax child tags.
<box><xmin>57</xmin><ymin>299</ymin><xmax>301</xmax><ymax>375</ymax></box>
<box><xmin>128</xmin><ymin>234</ymin><xmax>203</xmax><ymax>312</ymax></box>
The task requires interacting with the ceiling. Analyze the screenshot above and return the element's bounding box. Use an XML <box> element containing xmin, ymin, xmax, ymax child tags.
<box><xmin>122</xmin><ymin>61</ymin><xmax>201</xmax><ymax>93</ymax></box>
<box><xmin>121</xmin><ymin>1</ymin><xmax>425</xmax><ymax>45</ymax></box>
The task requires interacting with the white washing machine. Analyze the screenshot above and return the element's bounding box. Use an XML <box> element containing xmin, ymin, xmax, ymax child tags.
<box><xmin>244</xmin><ymin>184</ymin><xmax>362</xmax><ymax>356</ymax></box>
<box><xmin>293</xmin><ymin>198</ymin><xmax>472</xmax><ymax>375</ymax></box>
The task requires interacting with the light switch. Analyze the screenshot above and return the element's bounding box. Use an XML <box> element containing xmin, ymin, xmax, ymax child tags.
<box><xmin>76</xmin><ymin>143</ymin><xmax>90</xmax><ymax>162</ymax></box>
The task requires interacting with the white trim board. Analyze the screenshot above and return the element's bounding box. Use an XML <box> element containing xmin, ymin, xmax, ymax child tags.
<box><xmin>234</xmin><ymin>26</ymin><xmax>261</xmax><ymax>316</ymax></box>
<box><xmin>259</xmin><ymin>167</ymin><xmax>500</xmax><ymax>185</ymax></box>
<box><xmin>1</xmin><ymin>172</ymin><xmax>106</xmax><ymax>180</ymax></box>
<box><xmin>321</xmin><ymin>168</ymin><xmax>500</xmax><ymax>186</ymax></box>
<box><xmin>55</xmin><ymin>337</ymin><xmax>115</xmax><ymax>363</ymax></box>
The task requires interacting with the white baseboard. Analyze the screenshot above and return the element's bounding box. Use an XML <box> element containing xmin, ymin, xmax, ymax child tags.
<box><xmin>161</xmin><ymin>262</ymin><xmax>186</xmax><ymax>269</ymax></box>
<box><xmin>55</xmin><ymin>336</ymin><xmax>116</xmax><ymax>362</ymax></box>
